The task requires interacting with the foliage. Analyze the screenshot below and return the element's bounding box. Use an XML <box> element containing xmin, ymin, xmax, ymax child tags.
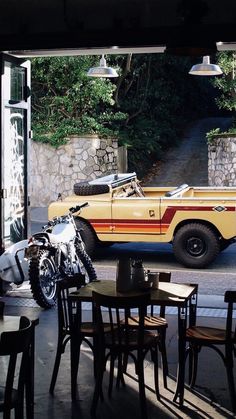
<box><xmin>206</xmin><ymin>126</ymin><xmax>236</xmax><ymax>144</ymax></box>
<box><xmin>108</xmin><ymin>54</ymin><xmax>219</xmax><ymax>175</ymax></box>
<box><xmin>206</xmin><ymin>128</ymin><xmax>221</xmax><ymax>143</ymax></box>
<box><xmin>31</xmin><ymin>56</ymin><xmax>126</xmax><ymax>146</ymax></box>
<box><xmin>212</xmin><ymin>52</ymin><xmax>236</xmax><ymax>112</ymax></box>
<box><xmin>205</xmin><ymin>52</ymin><xmax>236</xmax><ymax>142</ymax></box>
<box><xmin>31</xmin><ymin>54</ymin><xmax>220</xmax><ymax>176</ymax></box>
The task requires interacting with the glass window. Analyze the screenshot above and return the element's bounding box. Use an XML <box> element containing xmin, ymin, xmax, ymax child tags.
<box><xmin>4</xmin><ymin>62</ymin><xmax>25</xmax><ymax>102</ymax></box>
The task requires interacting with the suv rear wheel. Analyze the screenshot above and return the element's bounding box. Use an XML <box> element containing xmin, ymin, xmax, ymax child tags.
<box><xmin>173</xmin><ymin>223</ymin><xmax>220</xmax><ymax>268</ymax></box>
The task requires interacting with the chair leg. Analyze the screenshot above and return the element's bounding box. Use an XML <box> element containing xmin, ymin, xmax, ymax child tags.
<box><xmin>49</xmin><ymin>337</ymin><xmax>63</xmax><ymax>394</ymax></box>
<box><xmin>108</xmin><ymin>354</ymin><xmax>115</xmax><ymax>398</ymax></box>
<box><xmin>158</xmin><ymin>330</ymin><xmax>168</xmax><ymax>389</ymax></box>
<box><xmin>91</xmin><ymin>355</ymin><xmax>106</xmax><ymax>416</ymax></box>
<box><xmin>226</xmin><ymin>364</ymin><xmax>236</xmax><ymax>413</ymax></box>
<box><xmin>151</xmin><ymin>347</ymin><xmax>160</xmax><ymax>401</ymax></box>
<box><xmin>3</xmin><ymin>409</ymin><xmax>11</xmax><ymax>419</ymax></box>
<box><xmin>189</xmin><ymin>344</ymin><xmax>199</xmax><ymax>388</ymax></box>
<box><xmin>137</xmin><ymin>358</ymin><xmax>148</xmax><ymax>419</ymax></box>
<box><xmin>26</xmin><ymin>334</ymin><xmax>35</xmax><ymax>419</ymax></box>
<box><xmin>15</xmin><ymin>403</ymin><xmax>24</xmax><ymax>419</ymax></box>
<box><xmin>117</xmin><ymin>353</ymin><xmax>126</xmax><ymax>388</ymax></box>
<box><xmin>187</xmin><ymin>345</ymin><xmax>193</xmax><ymax>385</ymax></box>
<box><xmin>70</xmin><ymin>337</ymin><xmax>81</xmax><ymax>401</ymax></box>
<box><xmin>122</xmin><ymin>352</ymin><xmax>128</xmax><ymax>374</ymax></box>
<box><xmin>225</xmin><ymin>346</ymin><xmax>236</xmax><ymax>413</ymax></box>
<box><xmin>115</xmin><ymin>353</ymin><xmax>126</xmax><ymax>391</ymax></box>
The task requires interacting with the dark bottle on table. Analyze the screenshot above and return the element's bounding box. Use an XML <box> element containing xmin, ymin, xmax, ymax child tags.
<box><xmin>131</xmin><ymin>259</ymin><xmax>145</xmax><ymax>289</ymax></box>
<box><xmin>116</xmin><ymin>257</ymin><xmax>132</xmax><ymax>292</ymax></box>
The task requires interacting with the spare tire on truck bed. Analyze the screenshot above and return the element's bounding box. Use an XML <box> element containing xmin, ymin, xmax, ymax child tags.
<box><xmin>74</xmin><ymin>182</ymin><xmax>109</xmax><ymax>196</ymax></box>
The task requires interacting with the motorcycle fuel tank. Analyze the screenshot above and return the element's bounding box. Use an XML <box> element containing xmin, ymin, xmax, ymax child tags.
<box><xmin>51</xmin><ymin>222</ymin><xmax>76</xmax><ymax>242</ymax></box>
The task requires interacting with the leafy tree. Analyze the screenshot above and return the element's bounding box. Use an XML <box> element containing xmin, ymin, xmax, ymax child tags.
<box><xmin>31</xmin><ymin>56</ymin><xmax>126</xmax><ymax>146</ymax></box>
<box><xmin>213</xmin><ymin>52</ymin><xmax>236</xmax><ymax>113</ymax></box>
<box><xmin>108</xmin><ymin>54</ymin><xmax>218</xmax><ymax>174</ymax></box>
<box><xmin>31</xmin><ymin>54</ymin><xmax>219</xmax><ymax>176</ymax></box>
<box><xmin>206</xmin><ymin>52</ymin><xmax>236</xmax><ymax>139</ymax></box>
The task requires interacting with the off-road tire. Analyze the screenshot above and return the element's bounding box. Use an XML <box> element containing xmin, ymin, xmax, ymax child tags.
<box><xmin>173</xmin><ymin>223</ymin><xmax>220</xmax><ymax>268</ymax></box>
<box><xmin>29</xmin><ymin>250</ymin><xmax>57</xmax><ymax>308</ymax></box>
<box><xmin>75</xmin><ymin>219</ymin><xmax>97</xmax><ymax>257</ymax></box>
<box><xmin>74</xmin><ymin>182</ymin><xmax>109</xmax><ymax>196</ymax></box>
<box><xmin>76</xmin><ymin>247</ymin><xmax>97</xmax><ymax>282</ymax></box>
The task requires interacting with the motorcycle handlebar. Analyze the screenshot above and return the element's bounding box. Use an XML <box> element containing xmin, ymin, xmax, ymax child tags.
<box><xmin>41</xmin><ymin>203</ymin><xmax>89</xmax><ymax>230</ymax></box>
<box><xmin>69</xmin><ymin>202</ymin><xmax>89</xmax><ymax>214</ymax></box>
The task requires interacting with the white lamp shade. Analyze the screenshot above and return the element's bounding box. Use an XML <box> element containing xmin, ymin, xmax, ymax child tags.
<box><xmin>87</xmin><ymin>55</ymin><xmax>118</xmax><ymax>78</ymax></box>
<box><xmin>189</xmin><ymin>56</ymin><xmax>223</xmax><ymax>76</ymax></box>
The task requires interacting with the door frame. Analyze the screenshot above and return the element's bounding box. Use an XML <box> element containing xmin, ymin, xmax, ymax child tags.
<box><xmin>0</xmin><ymin>53</ymin><xmax>31</xmax><ymax>252</ymax></box>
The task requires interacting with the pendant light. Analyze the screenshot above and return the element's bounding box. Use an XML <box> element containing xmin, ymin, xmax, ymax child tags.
<box><xmin>189</xmin><ymin>56</ymin><xmax>223</xmax><ymax>76</ymax></box>
<box><xmin>87</xmin><ymin>54</ymin><xmax>118</xmax><ymax>78</ymax></box>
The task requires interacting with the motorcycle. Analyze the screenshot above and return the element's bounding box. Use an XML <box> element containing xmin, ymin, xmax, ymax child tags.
<box><xmin>0</xmin><ymin>203</ymin><xmax>97</xmax><ymax>309</ymax></box>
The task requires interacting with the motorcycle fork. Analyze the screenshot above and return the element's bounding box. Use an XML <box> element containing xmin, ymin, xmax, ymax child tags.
<box><xmin>75</xmin><ymin>234</ymin><xmax>85</xmax><ymax>251</ymax></box>
<box><xmin>54</xmin><ymin>247</ymin><xmax>61</xmax><ymax>269</ymax></box>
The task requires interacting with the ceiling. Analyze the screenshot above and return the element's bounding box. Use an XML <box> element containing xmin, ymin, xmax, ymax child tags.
<box><xmin>1</xmin><ymin>0</ymin><xmax>236</xmax><ymax>56</ymax></box>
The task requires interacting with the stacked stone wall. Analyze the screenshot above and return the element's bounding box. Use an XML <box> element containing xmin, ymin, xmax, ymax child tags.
<box><xmin>208</xmin><ymin>136</ymin><xmax>236</xmax><ymax>186</ymax></box>
<box><xmin>30</xmin><ymin>135</ymin><xmax>118</xmax><ymax>206</ymax></box>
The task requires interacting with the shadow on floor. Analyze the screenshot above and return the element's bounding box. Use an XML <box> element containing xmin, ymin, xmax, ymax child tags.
<box><xmin>1</xmin><ymin>299</ymin><xmax>235</xmax><ymax>419</ymax></box>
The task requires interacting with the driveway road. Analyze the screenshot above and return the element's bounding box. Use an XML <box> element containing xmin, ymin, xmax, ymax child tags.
<box><xmin>145</xmin><ymin>117</ymin><xmax>232</xmax><ymax>186</ymax></box>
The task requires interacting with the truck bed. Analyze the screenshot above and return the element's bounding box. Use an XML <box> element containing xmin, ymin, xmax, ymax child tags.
<box><xmin>143</xmin><ymin>185</ymin><xmax>236</xmax><ymax>200</ymax></box>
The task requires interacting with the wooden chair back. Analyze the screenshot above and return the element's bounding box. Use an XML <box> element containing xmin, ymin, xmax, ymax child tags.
<box><xmin>91</xmin><ymin>291</ymin><xmax>157</xmax><ymax>417</ymax></box>
<box><xmin>0</xmin><ymin>301</ymin><xmax>5</xmax><ymax>316</ymax></box>
<box><xmin>92</xmin><ymin>291</ymin><xmax>151</xmax><ymax>349</ymax></box>
<box><xmin>0</xmin><ymin>316</ymin><xmax>32</xmax><ymax>416</ymax></box>
<box><xmin>50</xmin><ymin>274</ymin><xmax>88</xmax><ymax>397</ymax></box>
<box><xmin>56</xmin><ymin>274</ymin><xmax>85</xmax><ymax>334</ymax></box>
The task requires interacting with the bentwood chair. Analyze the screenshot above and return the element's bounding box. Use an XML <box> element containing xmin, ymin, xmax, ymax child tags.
<box><xmin>91</xmin><ymin>291</ymin><xmax>159</xmax><ymax>419</ymax></box>
<box><xmin>0</xmin><ymin>316</ymin><xmax>33</xmax><ymax>419</ymax></box>
<box><xmin>186</xmin><ymin>290</ymin><xmax>236</xmax><ymax>412</ymax></box>
<box><xmin>49</xmin><ymin>274</ymin><xmax>96</xmax><ymax>398</ymax></box>
<box><xmin>0</xmin><ymin>301</ymin><xmax>5</xmax><ymax>315</ymax></box>
<box><xmin>125</xmin><ymin>271</ymin><xmax>171</xmax><ymax>388</ymax></box>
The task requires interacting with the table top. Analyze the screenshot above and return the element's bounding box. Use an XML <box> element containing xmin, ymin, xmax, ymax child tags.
<box><xmin>69</xmin><ymin>280</ymin><xmax>197</xmax><ymax>307</ymax></box>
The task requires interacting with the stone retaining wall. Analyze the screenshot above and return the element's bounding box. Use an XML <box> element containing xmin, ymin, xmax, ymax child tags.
<box><xmin>208</xmin><ymin>135</ymin><xmax>236</xmax><ymax>186</ymax></box>
<box><xmin>30</xmin><ymin>135</ymin><xmax>118</xmax><ymax>206</ymax></box>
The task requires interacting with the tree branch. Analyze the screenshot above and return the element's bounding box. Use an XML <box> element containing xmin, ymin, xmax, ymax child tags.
<box><xmin>114</xmin><ymin>54</ymin><xmax>132</xmax><ymax>106</ymax></box>
<box><xmin>125</xmin><ymin>56</ymin><xmax>152</xmax><ymax>126</ymax></box>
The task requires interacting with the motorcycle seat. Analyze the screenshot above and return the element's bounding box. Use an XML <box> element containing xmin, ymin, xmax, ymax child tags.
<box><xmin>33</xmin><ymin>232</ymin><xmax>64</xmax><ymax>245</ymax></box>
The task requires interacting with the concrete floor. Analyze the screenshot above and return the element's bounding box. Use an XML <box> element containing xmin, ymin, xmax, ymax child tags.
<box><xmin>1</xmin><ymin>294</ymin><xmax>235</xmax><ymax>419</ymax></box>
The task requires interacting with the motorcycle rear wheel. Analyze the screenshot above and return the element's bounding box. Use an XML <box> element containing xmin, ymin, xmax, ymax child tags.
<box><xmin>29</xmin><ymin>250</ymin><xmax>57</xmax><ymax>308</ymax></box>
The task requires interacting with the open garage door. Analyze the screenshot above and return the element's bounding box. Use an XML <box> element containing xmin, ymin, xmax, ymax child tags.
<box><xmin>0</xmin><ymin>53</ymin><xmax>31</xmax><ymax>251</ymax></box>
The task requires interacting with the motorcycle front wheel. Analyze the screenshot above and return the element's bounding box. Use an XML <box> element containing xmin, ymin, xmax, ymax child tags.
<box><xmin>29</xmin><ymin>250</ymin><xmax>57</xmax><ymax>308</ymax></box>
<box><xmin>76</xmin><ymin>247</ymin><xmax>97</xmax><ymax>282</ymax></box>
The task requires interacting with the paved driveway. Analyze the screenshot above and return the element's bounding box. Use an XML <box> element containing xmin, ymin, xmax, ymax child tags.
<box><xmin>144</xmin><ymin>117</ymin><xmax>232</xmax><ymax>186</ymax></box>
